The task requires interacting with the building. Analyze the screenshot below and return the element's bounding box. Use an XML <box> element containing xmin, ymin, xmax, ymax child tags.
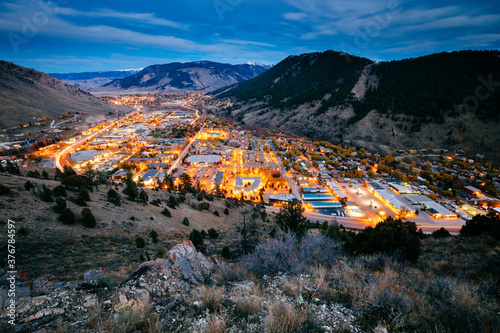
<box><xmin>405</xmin><ymin>195</ymin><xmax>458</xmax><ymax>219</ymax></box>
<box><xmin>325</xmin><ymin>181</ymin><xmax>349</xmax><ymax>202</ymax></box>
<box><xmin>185</xmin><ymin>154</ymin><xmax>222</xmax><ymax>166</ymax></box>
<box><xmin>389</xmin><ymin>183</ymin><xmax>417</xmax><ymax>195</ymax></box>
<box><xmin>234</xmin><ymin>176</ymin><xmax>262</xmax><ymax>193</ymax></box>
<box><xmin>269</xmin><ymin>194</ymin><xmax>295</xmax><ymax>204</ymax></box>
<box><xmin>367</xmin><ymin>182</ymin><xmax>416</xmax><ymax>217</ymax></box>
<box><xmin>464</xmin><ymin>186</ymin><xmax>481</xmax><ymax>196</ymax></box>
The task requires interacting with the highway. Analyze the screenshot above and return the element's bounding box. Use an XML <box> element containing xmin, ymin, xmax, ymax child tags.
<box><xmin>165</xmin><ymin>106</ymin><xmax>202</xmax><ymax>176</ymax></box>
<box><xmin>54</xmin><ymin>108</ymin><xmax>140</xmax><ymax>171</ymax></box>
<box><xmin>273</xmin><ymin>153</ymin><xmax>302</xmax><ymax>201</ymax></box>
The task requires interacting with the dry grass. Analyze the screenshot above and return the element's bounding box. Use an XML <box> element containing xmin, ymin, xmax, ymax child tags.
<box><xmin>0</xmin><ymin>172</ymin><xmax>246</xmax><ymax>281</ymax></box>
<box><xmin>265</xmin><ymin>299</ymin><xmax>308</xmax><ymax>333</ymax></box>
<box><xmin>192</xmin><ymin>285</ymin><xmax>225</xmax><ymax>313</ymax></box>
<box><xmin>234</xmin><ymin>295</ymin><xmax>262</xmax><ymax>317</ymax></box>
<box><xmin>205</xmin><ymin>315</ymin><xmax>227</xmax><ymax>333</ymax></box>
<box><xmin>103</xmin><ymin>299</ymin><xmax>161</xmax><ymax>333</ymax></box>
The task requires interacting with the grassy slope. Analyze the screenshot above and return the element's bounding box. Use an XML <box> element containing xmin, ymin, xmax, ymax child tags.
<box><xmin>0</xmin><ymin>172</ymin><xmax>249</xmax><ymax>281</ymax></box>
<box><xmin>0</xmin><ymin>61</ymin><xmax>129</xmax><ymax>128</ymax></box>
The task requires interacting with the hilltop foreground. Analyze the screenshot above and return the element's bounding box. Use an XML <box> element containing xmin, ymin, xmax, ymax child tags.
<box><xmin>0</xmin><ymin>169</ymin><xmax>499</xmax><ymax>332</ymax></box>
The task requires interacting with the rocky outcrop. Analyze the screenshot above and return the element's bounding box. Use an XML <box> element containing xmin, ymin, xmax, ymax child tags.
<box><xmin>0</xmin><ymin>240</ymin><xmax>226</xmax><ymax>332</ymax></box>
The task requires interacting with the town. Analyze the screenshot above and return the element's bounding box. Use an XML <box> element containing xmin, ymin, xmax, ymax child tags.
<box><xmin>1</xmin><ymin>92</ymin><xmax>493</xmax><ymax>233</ymax></box>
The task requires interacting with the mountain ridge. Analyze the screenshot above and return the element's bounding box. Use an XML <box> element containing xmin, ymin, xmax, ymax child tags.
<box><xmin>96</xmin><ymin>60</ymin><xmax>271</xmax><ymax>95</ymax></box>
<box><xmin>214</xmin><ymin>50</ymin><xmax>500</xmax><ymax>163</ymax></box>
<box><xmin>0</xmin><ymin>61</ymin><xmax>130</xmax><ymax>128</ymax></box>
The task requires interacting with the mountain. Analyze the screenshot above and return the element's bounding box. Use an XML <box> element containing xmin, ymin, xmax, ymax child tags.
<box><xmin>0</xmin><ymin>61</ymin><xmax>130</xmax><ymax>128</ymax></box>
<box><xmin>96</xmin><ymin>61</ymin><xmax>271</xmax><ymax>95</ymax></box>
<box><xmin>50</xmin><ymin>69</ymin><xmax>142</xmax><ymax>89</ymax></box>
<box><xmin>215</xmin><ymin>50</ymin><xmax>500</xmax><ymax>163</ymax></box>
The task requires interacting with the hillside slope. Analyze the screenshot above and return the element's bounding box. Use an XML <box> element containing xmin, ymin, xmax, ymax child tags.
<box><xmin>215</xmin><ymin>50</ymin><xmax>500</xmax><ymax>162</ymax></box>
<box><xmin>98</xmin><ymin>61</ymin><xmax>270</xmax><ymax>95</ymax></box>
<box><xmin>0</xmin><ymin>61</ymin><xmax>128</xmax><ymax>128</ymax></box>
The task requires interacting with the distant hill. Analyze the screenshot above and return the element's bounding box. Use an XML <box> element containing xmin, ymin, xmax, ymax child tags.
<box><xmin>0</xmin><ymin>61</ymin><xmax>130</xmax><ymax>128</ymax></box>
<box><xmin>215</xmin><ymin>50</ymin><xmax>500</xmax><ymax>163</ymax></box>
<box><xmin>97</xmin><ymin>61</ymin><xmax>271</xmax><ymax>95</ymax></box>
<box><xmin>50</xmin><ymin>69</ymin><xmax>142</xmax><ymax>89</ymax></box>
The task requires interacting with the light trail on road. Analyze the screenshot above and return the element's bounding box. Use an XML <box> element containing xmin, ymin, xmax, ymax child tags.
<box><xmin>54</xmin><ymin>108</ymin><xmax>140</xmax><ymax>171</ymax></box>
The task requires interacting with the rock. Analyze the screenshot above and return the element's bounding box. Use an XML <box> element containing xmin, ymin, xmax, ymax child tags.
<box><xmin>83</xmin><ymin>295</ymin><xmax>97</xmax><ymax>308</ymax></box>
<box><xmin>374</xmin><ymin>324</ymin><xmax>389</xmax><ymax>333</ymax></box>
<box><xmin>231</xmin><ymin>280</ymin><xmax>255</xmax><ymax>293</ymax></box>
<box><xmin>83</xmin><ymin>268</ymin><xmax>108</xmax><ymax>281</ymax></box>
<box><xmin>135</xmin><ymin>240</ymin><xmax>219</xmax><ymax>285</ymax></box>
<box><xmin>118</xmin><ymin>293</ymin><xmax>127</xmax><ymax>303</ymax></box>
<box><xmin>135</xmin><ymin>289</ymin><xmax>150</xmax><ymax>302</ymax></box>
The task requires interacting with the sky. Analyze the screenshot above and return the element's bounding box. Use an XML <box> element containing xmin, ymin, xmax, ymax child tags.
<box><xmin>0</xmin><ymin>0</ymin><xmax>499</xmax><ymax>73</ymax></box>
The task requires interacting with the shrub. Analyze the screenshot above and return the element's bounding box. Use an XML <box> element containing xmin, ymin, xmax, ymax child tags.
<box><xmin>41</xmin><ymin>170</ymin><xmax>49</xmax><ymax>179</ymax></box>
<box><xmin>135</xmin><ymin>236</ymin><xmax>145</xmax><ymax>248</ymax></box>
<box><xmin>201</xmin><ymin>229</ymin><xmax>207</xmax><ymax>238</ymax></box>
<box><xmin>208</xmin><ymin>228</ymin><xmax>219</xmax><ymax>239</ymax></box>
<box><xmin>213</xmin><ymin>210</ymin><xmax>220</xmax><ymax>216</ymax></box>
<box><xmin>432</xmin><ymin>227</ymin><xmax>451</xmax><ymax>239</ymax></box>
<box><xmin>40</xmin><ymin>185</ymin><xmax>53</xmax><ymax>202</ymax></box>
<box><xmin>189</xmin><ymin>229</ymin><xmax>204</xmax><ymax>251</ymax></box>
<box><xmin>53</xmin><ymin>197</ymin><xmax>67</xmax><ymax>213</ymax></box>
<box><xmin>79</xmin><ymin>188</ymin><xmax>90</xmax><ymax>201</ymax></box>
<box><xmin>80</xmin><ymin>208</ymin><xmax>96</xmax><ymax>228</ymax></box>
<box><xmin>59</xmin><ymin>208</ymin><xmax>75</xmax><ymax>225</ymax></box>
<box><xmin>161</xmin><ymin>208</ymin><xmax>172</xmax><ymax>218</ymax></box>
<box><xmin>221</xmin><ymin>246</ymin><xmax>231</xmax><ymax>259</ymax></box>
<box><xmin>150</xmin><ymin>198</ymin><xmax>161</xmax><ymax>206</ymax></box>
<box><xmin>27</xmin><ymin>170</ymin><xmax>41</xmax><ymax>178</ymax></box>
<box><xmin>0</xmin><ymin>184</ymin><xmax>11</xmax><ymax>195</ymax></box>
<box><xmin>168</xmin><ymin>195</ymin><xmax>178</xmax><ymax>208</ymax></box>
<box><xmin>460</xmin><ymin>213</ymin><xmax>500</xmax><ymax>239</ymax></box>
<box><xmin>348</xmin><ymin>217</ymin><xmax>421</xmax><ymax>262</ymax></box>
<box><xmin>52</xmin><ymin>185</ymin><xmax>67</xmax><ymax>197</ymax></box>
<box><xmin>72</xmin><ymin>195</ymin><xmax>87</xmax><ymax>206</ymax></box>
<box><xmin>182</xmin><ymin>217</ymin><xmax>190</xmax><ymax>226</ymax></box>
<box><xmin>149</xmin><ymin>230</ymin><xmax>158</xmax><ymax>243</ymax></box>
<box><xmin>223</xmin><ymin>207</ymin><xmax>229</xmax><ymax>215</ymax></box>
<box><xmin>24</xmin><ymin>181</ymin><xmax>34</xmax><ymax>191</ymax></box>
<box><xmin>198</xmin><ymin>202</ymin><xmax>210</xmax><ymax>210</ymax></box>
<box><xmin>62</xmin><ymin>174</ymin><xmax>86</xmax><ymax>189</ymax></box>
<box><xmin>243</xmin><ymin>232</ymin><xmax>343</xmax><ymax>277</ymax></box>
<box><xmin>107</xmin><ymin>189</ymin><xmax>121</xmax><ymax>206</ymax></box>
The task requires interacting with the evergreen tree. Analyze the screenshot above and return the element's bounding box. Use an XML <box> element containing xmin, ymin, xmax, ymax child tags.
<box><xmin>189</xmin><ymin>229</ymin><xmax>204</xmax><ymax>251</ymax></box>
<box><xmin>53</xmin><ymin>197</ymin><xmax>66</xmax><ymax>213</ymax></box>
<box><xmin>107</xmin><ymin>189</ymin><xmax>121</xmax><ymax>206</ymax></box>
<box><xmin>123</xmin><ymin>171</ymin><xmax>138</xmax><ymax>201</ymax></box>
<box><xmin>80</xmin><ymin>208</ymin><xmax>96</xmax><ymax>228</ymax></box>
<box><xmin>40</xmin><ymin>185</ymin><xmax>54</xmax><ymax>202</ymax></box>
<box><xmin>274</xmin><ymin>199</ymin><xmax>308</xmax><ymax>239</ymax></box>
<box><xmin>59</xmin><ymin>208</ymin><xmax>75</xmax><ymax>225</ymax></box>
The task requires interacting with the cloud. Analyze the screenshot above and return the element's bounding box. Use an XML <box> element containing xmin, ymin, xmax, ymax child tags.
<box><xmin>282</xmin><ymin>12</ymin><xmax>307</xmax><ymax>21</ymax></box>
<box><xmin>219</xmin><ymin>39</ymin><xmax>275</xmax><ymax>47</ymax></box>
<box><xmin>58</xmin><ymin>8</ymin><xmax>189</xmax><ymax>30</ymax></box>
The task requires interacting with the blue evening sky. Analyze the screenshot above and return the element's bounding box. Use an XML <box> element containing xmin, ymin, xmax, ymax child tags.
<box><xmin>0</xmin><ymin>0</ymin><xmax>499</xmax><ymax>73</ymax></box>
